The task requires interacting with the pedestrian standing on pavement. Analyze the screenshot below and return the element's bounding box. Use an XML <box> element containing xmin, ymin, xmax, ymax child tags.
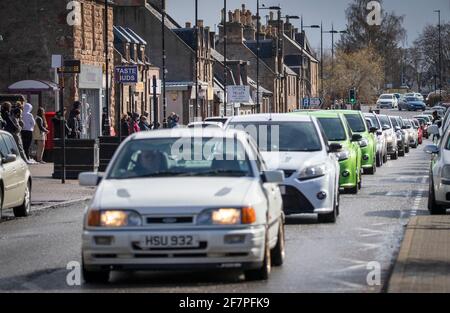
<box><xmin>168</xmin><ymin>112</ymin><xmax>179</xmax><ymax>128</ymax></box>
<box><xmin>138</xmin><ymin>115</ymin><xmax>151</xmax><ymax>131</ymax></box>
<box><xmin>22</xmin><ymin>103</ymin><xmax>35</xmax><ymax>161</ymax></box>
<box><xmin>10</xmin><ymin>107</ymin><xmax>30</xmax><ymax>162</ymax></box>
<box><xmin>33</xmin><ymin>107</ymin><xmax>49</xmax><ymax>164</ymax></box>
<box><xmin>120</xmin><ymin>114</ymin><xmax>130</xmax><ymax>140</ymax></box>
<box><xmin>129</xmin><ymin>113</ymin><xmax>140</xmax><ymax>134</ymax></box>
<box><xmin>67</xmin><ymin>109</ymin><xmax>81</xmax><ymax>139</ymax></box>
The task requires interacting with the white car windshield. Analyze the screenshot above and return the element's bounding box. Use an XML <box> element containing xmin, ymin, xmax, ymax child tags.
<box><xmin>228</xmin><ymin>121</ymin><xmax>322</xmax><ymax>152</ymax></box>
<box><xmin>379</xmin><ymin>95</ymin><xmax>392</xmax><ymax>100</ymax></box>
<box><xmin>108</xmin><ymin>138</ymin><xmax>253</xmax><ymax>179</ymax></box>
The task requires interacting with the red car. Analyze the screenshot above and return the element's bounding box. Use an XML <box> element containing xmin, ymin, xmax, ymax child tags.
<box><xmin>412</xmin><ymin>119</ymin><xmax>423</xmax><ymax>144</ymax></box>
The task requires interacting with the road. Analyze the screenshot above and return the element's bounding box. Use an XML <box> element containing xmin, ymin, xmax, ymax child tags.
<box><xmin>0</xmin><ymin>109</ymin><xmax>433</xmax><ymax>292</ymax></box>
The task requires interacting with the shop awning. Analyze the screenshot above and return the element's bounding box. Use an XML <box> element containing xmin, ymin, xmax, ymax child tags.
<box><xmin>8</xmin><ymin>80</ymin><xmax>59</xmax><ymax>93</ymax></box>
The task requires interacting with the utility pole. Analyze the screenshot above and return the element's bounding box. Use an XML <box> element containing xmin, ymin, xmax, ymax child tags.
<box><xmin>256</xmin><ymin>0</ymin><xmax>260</xmax><ymax>113</ymax></box>
<box><xmin>435</xmin><ymin>10</ymin><xmax>442</xmax><ymax>101</ymax></box>
<box><xmin>104</xmin><ymin>0</ymin><xmax>110</xmax><ymax>136</ymax></box>
<box><xmin>223</xmin><ymin>0</ymin><xmax>227</xmax><ymax>117</ymax></box>
<box><xmin>195</xmin><ymin>0</ymin><xmax>199</xmax><ymax>120</ymax></box>
<box><xmin>162</xmin><ymin>0</ymin><xmax>167</xmax><ymax>127</ymax></box>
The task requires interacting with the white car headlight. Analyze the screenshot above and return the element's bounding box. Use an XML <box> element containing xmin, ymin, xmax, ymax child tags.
<box><xmin>335</xmin><ymin>150</ymin><xmax>350</xmax><ymax>161</ymax></box>
<box><xmin>87</xmin><ymin>210</ymin><xmax>143</xmax><ymax>227</ymax></box>
<box><xmin>197</xmin><ymin>207</ymin><xmax>256</xmax><ymax>225</ymax></box>
<box><xmin>299</xmin><ymin>164</ymin><xmax>328</xmax><ymax>180</ymax></box>
<box><xmin>359</xmin><ymin>138</ymin><xmax>369</xmax><ymax>147</ymax></box>
<box><xmin>441</xmin><ymin>166</ymin><xmax>450</xmax><ymax>179</ymax></box>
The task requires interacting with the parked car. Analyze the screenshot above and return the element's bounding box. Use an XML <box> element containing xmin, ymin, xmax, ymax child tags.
<box><xmin>0</xmin><ymin>130</ymin><xmax>32</xmax><ymax>217</ymax></box>
<box><xmin>204</xmin><ymin>116</ymin><xmax>230</xmax><ymax>125</ymax></box>
<box><xmin>389</xmin><ymin>116</ymin><xmax>407</xmax><ymax>157</ymax></box>
<box><xmin>304</xmin><ymin>111</ymin><xmax>362</xmax><ymax>194</ymax></box>
<box><xmin>414</xmin><ymin>115</ymin><xmax>430</xmax><ymax>138</ymax></box>
<box><xmin>364</xmin><ymin>113</ymin><xmax>388</xmax><ymax>167</ymax></box>
<box><xmin>411</xmin><ymin>119</ymin><xmax>423</xmax><ymax>145</ymax></box>
<box><xmin>403</xmin><ymin>119</ymin><xmax>419</xmax><ymax>148</ymax></box>
<box><xmin>398</xmin><ymin>117</ymin><xmax>412</xmax><ymax>153</ymax></box>
<box><xmin>337</xmin><ymin>110</ymin><xmax>377</xmax><ymax>175</ymax></box>
<box><xmin>79</xmin><ymin>128</ymin><xmax>285</xmax><ymax>282</ymax></box>
<box><xmin>424</xmin><ymin>135</ymin><xmax>450</xmax><ymax>215</ymax></box>
<box><xmin>405</xmin><ymin>92</ymin><xmax>425</xmax><ymax>102</ymax></box>
<box><xmin>377</xmin><ymin>114</ymin><xmax>399</xmax><ymax>160</ymax></box>
<box><xmin>377</xmin><ymin>94</ymin><xmax>398</xmax><ymax>109</ymax></box>
<box><xmin>227</xmin><ymin>114</ymin><xmax>341</xmax><ymax>223</ymax></box>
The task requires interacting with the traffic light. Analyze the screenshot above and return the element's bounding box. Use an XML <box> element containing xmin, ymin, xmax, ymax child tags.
<box><xmin>349</xmin><ymin>88</ymin><xmax>357</xmax><ymax>105</ymax></box>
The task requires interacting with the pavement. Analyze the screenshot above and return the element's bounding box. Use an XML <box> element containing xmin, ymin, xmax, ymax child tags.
<box><xmin>0</xmin><ymin>163</ymin><xmax>95</xmax><ymax>221</ymax></box>
<box><xmin>388</xmin><ymin>215</ymin><xmax>450</xmax><ymax>293</ymax></box>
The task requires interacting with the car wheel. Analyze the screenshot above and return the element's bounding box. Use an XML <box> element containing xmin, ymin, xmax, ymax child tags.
<box><xmin>317</xmin><ymin>198</ymin><xmax>337</xmax><ymax>223</ymax></box>
<box><xmin>376</xmin><ymin>153</ymin><xmax>382</xmax><ymax>167</ymax></box>
<box><xmin>13</xmin><ymin>181</ymin><xmax>31</xmax><ymax>218</ymax></box>
<box><xmin>383</xmin><ymin>153</ymin><xmax>388</xmax><ymax>163</ymax></box>
<box><xmin>428</xmin><ymin>178</ymin><xmax>447</xmax><ymax>215</ymax></box>
<box><xmin>365</xmin><ymin>163</ymin><xmax>376</xmax><ymax>175</ymax></box>
<box><xmin>358</xmin><ymin>170</ymin><xmax>362</xmax><ymax>190</ymax></box>
<box><xmin>405</xmin><ymin>146</ymin><xmax>410</xmax><ymax>153</ymax></box>
<box><xmin>271</xmin><ymin>218</ymin><xmax>285</xmax><ymax>267</ymax></box>
<box><xmin>336</xmin><ymin>190</ymin><xmax>341</xmax><ymax>216</ymax></box>
<box><xmin>245</xmin><ymin>234</ymin><xmax>271</xmax><ymax>281</ymax></box>
<box><xmin>82</xmin><ymin>265</ymin><xmax>110</xmax><ymax>284</ymax></box>
<box><xmin>399</xmin><ymin>149</ymin><xmax>405</xmax><ymax>157</ymax></box>
<box><xmin>391</xmin><ymin>151</ymin><xmax>398</xmax><ymax>160</ymax></box>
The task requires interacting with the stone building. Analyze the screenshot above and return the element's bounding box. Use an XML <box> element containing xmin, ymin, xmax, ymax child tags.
<box><xmin>113</xmin><ymin>0</ymin><xmax>214</xmax><ymax>124</ymax></box>
<box><xmin>113</xmin><ymin>26</ymin><xmax>160</xmax><ymax>124</ymax></box>
<box><xmin>0</xmin><ymin>0</ymin><xmax>115</xmax><ymax>138</ymax></box>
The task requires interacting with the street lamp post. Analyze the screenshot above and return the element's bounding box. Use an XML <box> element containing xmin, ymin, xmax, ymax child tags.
<box><xmin>256</xmin><ymin>4</ymin><xmax>281</xmax><ymax>113</ymax></box>
<box><xmin>195</xmin><ymin>0</ymin><xmax>199</xmax><ymax>120</ymax></box>
<box><xmin>162</xmin><ymin>0</ymin><xmax>167</xmax><ymax>127</ymax></box>
<box><xmin>104</xmin><ymin>0</ymin><xmax>110</xmax><ymax>136</ymax></box>
<box><xmin>223</xmin><ymin>0</ymin><xmax>227</xmax><ymax>117</ymax></box>
<box><xmin>434</xmin><ymin>9</ymin><xmax>442</xmax><ymax>101</ymax></box>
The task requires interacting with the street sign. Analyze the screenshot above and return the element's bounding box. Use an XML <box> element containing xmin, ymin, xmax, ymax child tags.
<box><xmin>51</xmin><ymin>55</ymin><xmax>62</xmax><ymax>69</ymax></box>
<box><xmin>57</xmin><ymin>60</ymin><xmax>81</xmax><ymax>74</ymax></box>
<box><xmin>226</xmin><ymin>85</ymin><xmax>250</xmax><ymax>103</ymax></box>
<box><xmin>115</xmin><ymin>65</ymin><xmax>138</xmax><ymax>84</ymax></box>
<box><xmin>303</xmin><ymin>97</ymin><xmax>323</xmax><ymax>108</ymax></box>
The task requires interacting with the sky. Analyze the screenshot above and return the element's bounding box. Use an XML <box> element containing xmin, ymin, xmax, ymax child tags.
<box><xmin>167</xmin><ymin>0</ymin><xmax>449</xmax><ymax>53</ymax></box>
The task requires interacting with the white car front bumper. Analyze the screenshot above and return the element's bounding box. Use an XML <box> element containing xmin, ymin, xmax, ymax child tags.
<box><xmin>280</xmin><ymin>172</ymin><xmax>334</xmax><ymax>215</ymax></box>
<box><xmin>82</xmin><ymin>226</ymin><xmax>266</xmax><ymax>271</ymax></box>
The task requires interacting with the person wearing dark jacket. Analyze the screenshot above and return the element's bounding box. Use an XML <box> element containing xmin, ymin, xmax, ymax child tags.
<box><xmin>10</xmin><ymin>108</ymin><xmax>29</xmax><ymax>162</ymax></box>
<box><xmin>138</xmin><ymin>115</ymin><xmax>151</xmax><ymax>131</ymax></box>
<box><xmin>67</xmin><ymin>109</ymin><xmax>81</xmax><ymax>139</ymax></box>
<box><xmin>1</xmin><ymin>102</ymin><xmax>18</xmax><ymax>134</ymax></box>
<box><xmin>52</xmin><ymin>109</ymin><xmax>71</xmax><ymax>139</ymax></box>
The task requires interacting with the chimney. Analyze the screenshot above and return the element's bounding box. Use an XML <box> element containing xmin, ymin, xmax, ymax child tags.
<box><xmin>209</xmin><ymin>31</ymin><xmax>216</xmax><ymax>49</ymax></box>
<box><xmin>185</xmin><ymin>22</ymin><xmax>191</xmax><ymax>28</ymax></box>
<box><xmin>228</xmin><ymin>10</ymin><xmax>233</xmax><ymax>23</ymax></box>
<box><xmin>269</xmin><ymin>11</ymin><xmax>274</xmax><ymax>21</ymax></box>
<box><xmin>197</xmin><ymin>19</ymin><xmax>204</xmax><ymax>28</ymax></box>
<box><xmin>234</xmin><ymin>9</ymin><xmax>241</xmax><ymax>23</ymax></box>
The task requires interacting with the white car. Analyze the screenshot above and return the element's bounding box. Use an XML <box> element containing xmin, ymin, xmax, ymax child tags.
<box><xmin>0</xmin><ymin>130</ymin><xmax>32</xmax><ymax>217</ymax></box>
<box><xmin>425</xmin><ymin>128</ymin><xmax>450</xmax><ymax>215</ymax></box>
<box><xmin>405</xmin><ymin>93</ymin><xmax>424</xmax><ymax>102</ymax></box>
<box><xmin>226</xmin><ymin>114</ymin><xmax>341</xmax><ymax>223</ymax></box>
<box><xmin>79</xmin><ymin>128</ymin><xmax>285</xmax><ymax>283</ymax></box>
<box><xmin>377</xmin><ymin>114</ymin><xmax>399</xmax><ymax>160</ymax></box>
<box><xmin>364</xmin><ymin>113</ymin><xmax>388</xmax><ymax>166</ymax></box>
<box><xmin>377</xmin><ymin>94</ymin><xmax>398</xmax><ymax>109</ymax></box>
<box><xmin>187</xmin><ymin>121</ymin><xmax>224</xmax><ymax>129</ymax></box>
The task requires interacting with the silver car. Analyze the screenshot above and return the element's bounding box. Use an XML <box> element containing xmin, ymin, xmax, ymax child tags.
<box><xmin>364</xmin><ymin>113</ymin><xmax>388</xmax><ymax>166</ymax></box>
<box><xmin>79</xmin><ymin>128</ymin><xmax>285</xmax><ymax>283</ymax></box>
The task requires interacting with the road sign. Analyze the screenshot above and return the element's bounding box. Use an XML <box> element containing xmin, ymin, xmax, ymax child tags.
<box><xmin>57</xmin><ymin>60</ymin><xmax>81</xmax><ymax>74</ymax></box>
<box><xmin>303</xmin><ymin>97</ymin><xmax>323</xmax><ymax>108</ymax></box>
<box><xmin>226</xmin><ymin>85</ymin><xmax>250</xmax><ymax>103</ymax></box>
<box><xmin>115</xmin><ymin>65</ymin><xmax>138</xmax><ymax>84</ymax></box>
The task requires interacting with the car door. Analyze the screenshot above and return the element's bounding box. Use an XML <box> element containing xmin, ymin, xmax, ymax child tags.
<box><xmin>2</xmin><ymin>133</ymin><xmax>26</xmax><ymax>206</ymax></box>
<box><xmin>0</xmin><ymin>134</ymin><xmax>19</xmax><ymax>208</ymax></box>
<box><xmin>249</xmin><ymin>139</ymin><xmax>281</xmax><ymax>241</ymax></box>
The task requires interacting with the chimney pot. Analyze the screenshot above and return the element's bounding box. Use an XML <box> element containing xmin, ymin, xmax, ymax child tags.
<box><xmin>197</xmin><ymin>19</ymin><xmax>204</xmax><ymax>28</ymax></box>
<box><xmin>185</xmin><ymin>22</ymin><xmax>191</xmax><ymax>28</ymax></box>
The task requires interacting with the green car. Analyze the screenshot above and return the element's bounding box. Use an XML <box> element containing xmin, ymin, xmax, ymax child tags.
<box><xmin>293</xmin><ymin>111</ymin><xmax>363</xmax><ymax>194</ymax></box>
<box><xmin>335</xmin><ymin>110</ymin><xmax>377</xmax><ymax>175</ymax></box>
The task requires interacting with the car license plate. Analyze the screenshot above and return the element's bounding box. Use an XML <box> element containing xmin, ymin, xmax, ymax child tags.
<box><xmin>139</xmin><ymin>235</ymin><xmax>199</xmax><ymax>249</ymax></box>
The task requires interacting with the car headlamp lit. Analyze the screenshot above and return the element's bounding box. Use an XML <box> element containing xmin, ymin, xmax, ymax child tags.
<box><xmin>87</xmin><ymin>210</ymin><xmax>142</xmax><ymax>227</ymax></box>
<box><xmin>335</xmin><ymin>150</ymin><xmax>350</xmax><ymax>161</ymax></box>
<box><xmin>358</xmin><ymin>138</ymin><xmax>369</xmax><ymax>147</ymax></box>
<box><xmin>197</xmin><ymin>207</ymin><xmax>256</xmax><ymax>225</ymax></box>
<box><xmin>441</xmin><ymin>166</ymin><xmax>450</xmax><ymax>179</ymax></box>
<box><xmin>299</xmin><ymin>164</ymin><xmax>327</xmax><ymax>180</ymax></box>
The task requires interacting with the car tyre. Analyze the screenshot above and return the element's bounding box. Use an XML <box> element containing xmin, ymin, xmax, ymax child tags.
<box><xmin>318</xmin><ymin>203</ymin><xmax>337</xmax><ymax>224</ymax></box>
<box><xmin>82</xmin><ymin>268</ymin><xmax>110</xmax><ymax>284</ymax></box>
<box><xmin>245</xmin><ymin>233</ymin><xmax>271</xmax><ymax>281</ymax></box>
<box><xmin>398</xmin><ymin>149</ymin><xmax>405</xmax><ymax>157</ymax></box>
<box><xmin>391</xmin><ymin>151</ymin><xmax>398</xmax><ymax>160</ymax></box>
<box><xmin>13</xmin><ymin>181</ymin><xmax>31</xmax><ymax>218</ymax></box>
<box><xmin>376</xmin><ymin>153</ymin><xmax>382</xmax><ymax>167</ymax></box>
<box><xmin>365</xmin><ymin>163</ymin><xmax>376</xmax><ymax>175</ymax></box>
<box><xmin>383</xmin><ymin>153</ymin><xmax>388</xmax><ymax>163</ymax></box>
<box><xmin>271</xmin><ymin>218</ymin><xmax>285</xmax><ymax>267</ymax></box>
<box><xmin>428</xmin><ymin>178</ymin><xmax>447</xmax><ymax>215</ymax></box>
<box><xmin>405</xmin><ymin>146</ymin><xmax>410</xmax><ymax>154</ymax></box>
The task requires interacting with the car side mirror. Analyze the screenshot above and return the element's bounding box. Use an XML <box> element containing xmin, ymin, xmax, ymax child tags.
<box><xmin>79</xmin><ymin>172</ymin><xmax>103</xmax><ymax>187</ymax></box>
<box><xmin>424</xmin><ymin>145</ymin><xmax>439</xmax><ymax>154</ymax></box>
<box><xmin>369</xmin><ymin>127</ymin><xmax>378</xmax><ymax>134</ymax></box>
<box><xmin>262</xmin><ymin>170</ymin><xmax>285</xmax><ymax>184</ymax></box>
<box><xmin>2</xmin><ymin>154</ymin><xmax>17</xmax><ymax>164</ymax></box>
<box><xmin>377</xmin><ymin>131</ymin><xmax>383</xmax><ymax>136</ymax></box>
<box><xmin>329</xmin><ymin>143</ymin><xmax>342</xmax><ymax>153</ymax></box>
<box><xmin>351</xmin><ymin>134</ymin><xmax>363</xmax><ymax>142</ymax></box>
<box><xmin>395</xmin><ymin>126</ymin><xmax>401</xmax><ymax>132</ymax></box>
